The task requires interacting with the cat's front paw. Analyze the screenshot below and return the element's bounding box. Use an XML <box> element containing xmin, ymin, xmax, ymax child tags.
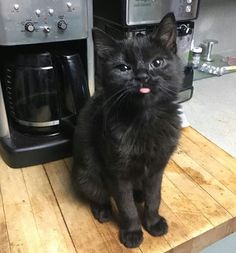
<box><xmin>144</xmin><ymin>216</ymin><xmax>168</xmax><ymax>236</ymax></box>
<box><xmin>119</xmin><ymin>229</ymin><xmax>143</xmax><ymax>248</ymax></box>
<box><xmin>91</xmin><ymin>202</ymin><xmax>112</xmax><ymax>223</ymax></box>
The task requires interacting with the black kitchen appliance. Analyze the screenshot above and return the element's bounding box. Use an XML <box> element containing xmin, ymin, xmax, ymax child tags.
<box><xmin>0</xmin><ymin>0</ymin><xmax>94</xmax><ymax>168</ymax></box>
<box><xmin>94</xmin><ymin>0</ymin><xmax>200</xmax><ymax>103</ymax></box>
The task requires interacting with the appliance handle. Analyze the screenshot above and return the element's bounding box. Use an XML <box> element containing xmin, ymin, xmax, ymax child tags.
<box><xmin>60</xmin><ymin>53</ymin><xmax>90</xmax><ymax>114</ymax></box>
<box><xmin>56</xmin><ymin>53</ymin><xmax>90</xmax><ymax>135</ymax></box>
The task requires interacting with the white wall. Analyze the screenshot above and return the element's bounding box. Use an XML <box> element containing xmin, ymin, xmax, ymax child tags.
<box><xmin>194</xmin><ymin>0</ymin><xmax>236</xmax><ymax>55</ymax></box>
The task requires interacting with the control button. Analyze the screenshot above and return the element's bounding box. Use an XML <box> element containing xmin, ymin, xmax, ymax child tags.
<box><xmin>48</xmin><ymin>9</ymin><xmax>54</xmax><ymax>15</ymax></box>
<box><xmin>58</xmin><ymin>20</ymin><xmax>68</xmax><ymax>30</ymax></box>
<box><xmin>25</xmin><ymin>22</ymin><xmax>35</xmax><ymax>32</ymax></box>
<box><xmin>43</xmin><ymin>26</ymin><xmax>51</xmax><ymax>33</ymax></box>
<box><xmin>186</xmin><ymin>0</ymin><xmax>192</xmax><ymax>3</ymax></box>
<box><xmin>185</xmin><ymin>5</ymin><xmax>192</xmax><ymax>13</ymax></box>
<box><xmin>35</xmin><ymin>9</ymin><xmax>41</xmax><ymax>16</ymax></box>
<box><xmin>14</xmin><ymin>4</ymin><xmax>20</xmax><ymax>10</ymax></box>
<box><xmin>67</xmin><ymin>2</ymin><xmax>72</xmax><ymax>8</ymax></box>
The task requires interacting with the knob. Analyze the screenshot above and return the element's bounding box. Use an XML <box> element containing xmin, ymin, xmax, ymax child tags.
<box><xmin>14</xmin><ymin>4</ymin><xmax>20</xmax><ymax>10</ymax></box>
<box><xmin>48</xmin><ymin>9</ymin><xmax>54</xmax><ymax>15</ymax></box>
<box><xmin>43</xmin><ymin>26</ymin><xmax>51</xmax><ymax>33</ymax></box>
<box><xmin>57</xmin><ymin>20</ymin><xmax>67</xmax><ymax>30</ymax></box>
<box><xmin>25</xmin><ymin>22</ymin><xmax>35</xmax><ymax>32</ymax></box>
<box><xmin>67</xmin><ymin>2</ymin><xmax>72</xmax><ymax>8</ymax></box>
<box><xmin>35</xmin><ymin>9</ymin><xmax>41</xmax><ymax>16</ymax></box>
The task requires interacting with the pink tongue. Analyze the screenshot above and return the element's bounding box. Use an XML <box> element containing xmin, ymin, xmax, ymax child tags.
<box><xmin>139</xmin><ymin>87</ymin><xmax>151</xmax><ymax>94</ymax></box>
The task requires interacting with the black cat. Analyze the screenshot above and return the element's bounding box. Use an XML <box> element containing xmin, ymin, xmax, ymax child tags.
<box><xmin>72</xmin><ymin>13</ymin><xmax>183</xmax><ymax>248</ymax></box>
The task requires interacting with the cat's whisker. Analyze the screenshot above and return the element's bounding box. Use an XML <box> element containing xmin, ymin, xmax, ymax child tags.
<box><xmin>92</xmin><ymin>87</ymin><xmax>130</xmax><ymax>117</ymax></box>
<box><xmin>103</xmin><ymin>88</ymin><xmax>133</xmax><ymax>130</ymax></box>
<box><xmin>102</xmin><ymin>87</ymin><xmax>130</xmax><ymax>108</ymax></box>
<box><xmin>158</xmin><ymin>82</ymin><xmax>177</xmax><ymax>94</ymax></box>
<box><xmin>158</xmin><ymin>84</ymin><xmax>177</xmax><ymax>98</ymax></box>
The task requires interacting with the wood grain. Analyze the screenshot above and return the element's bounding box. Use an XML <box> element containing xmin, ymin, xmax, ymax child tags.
<box><xmin>162</xmin><ymin>175</ymin><xmax>213</xmax><ymax>238</ymax></box>
<box><xmin>166</xmin><ymin>160</ymin><xmax>232</xmax><ymax>226</ymax></box>
<box><xmin>0</xmin><ymin>187</ymin><xmax>10</xmax><ymax>253</ymax></box>
<box><xmin>0</xmin><ymin>157</ymin><xmax>42</xmax><ymax>253</ymax></box>
<box><xmin>0</xmin><ymin>127</ymin><xmax>236</xmax><ymax>253</ymax></box>
<box><xmin>179</xmin><ymin>134</ymin><xmax>236</xmax><ymax>195</ymax></box>
<box><xmin>173</xmin><ymin>148</ymin><xmax>236</xmax><ymax>217</ymax></box>
<box><xmin>22</xmin><ymin>165</ymin><xmax>76</xmax><ymax>253</ymax></box>
<box><xmin>161</xmin><ymin>202</ymin><xmax>190</xmax><ymax>248</ymax></box>
<box><xmin>183</xmin><ymin>128</ymin><xmax>236</xmax><ymax>174</ymax></box>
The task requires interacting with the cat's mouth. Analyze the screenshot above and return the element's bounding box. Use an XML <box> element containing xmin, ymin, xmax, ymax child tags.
<box><xmin>139</xmin><ymin>87</ymin><xmax>151</xmax><ymax>94</ymax></box>
<box><xmin>128</xmin><ymin>83</ymin><xmax>153</xmax><ymax>96</ymax></box>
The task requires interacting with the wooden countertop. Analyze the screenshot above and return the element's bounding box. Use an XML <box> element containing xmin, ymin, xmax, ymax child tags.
<box><xmin>1</xmin><ymin>127</ymin><xmax>236</xmax><ymax>253</ymax></box>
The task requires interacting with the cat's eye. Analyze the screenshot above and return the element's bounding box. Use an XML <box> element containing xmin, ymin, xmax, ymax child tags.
<box><xmin>116</xmin><ymin>64</ymin><xmax>131</xmax><ymax>72</ymax></box>
<box><xmin>151</xmin><ymin>58</ymin><xmax>165</xmax><ymax>68</ymax></box>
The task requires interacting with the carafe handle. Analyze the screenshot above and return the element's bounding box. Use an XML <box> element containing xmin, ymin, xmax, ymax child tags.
<box><xmin>55</xmin><ymin>52</ymin><xmax>90</xmax><ymax>134</ymax></box>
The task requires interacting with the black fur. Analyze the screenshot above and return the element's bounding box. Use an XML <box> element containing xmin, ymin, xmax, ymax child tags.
<box><xmin>72</xmin><ymin>13</ymin><xmax>183</xmax><ymax>248</ymax></box>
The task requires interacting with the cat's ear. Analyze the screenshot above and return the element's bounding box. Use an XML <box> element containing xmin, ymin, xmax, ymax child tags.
<box><xmin>92</xmin><ymin>28</ymin><xmax>118</xmax><ymax>58</ymax></box>
<box><xmin>151</xmin><ymin>12</ymin><xmax>177</xmax><ymax>53</ymax></box>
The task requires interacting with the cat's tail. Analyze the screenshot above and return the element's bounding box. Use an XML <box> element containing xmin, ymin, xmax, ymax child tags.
<box><xmin>71</xmin><ymin>164</ymin><xmax>109</xmax><ymax>204</ymax></box>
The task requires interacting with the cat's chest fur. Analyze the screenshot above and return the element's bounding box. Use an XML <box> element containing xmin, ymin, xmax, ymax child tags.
<box><xmin>103</xmin><ymin>107</ymin><xmax>180</xmax><ymax>177</ymax></box>
<box><xmin>112</xmin><ymin>119</ymin><xmax>158</xmax><ymax>156</ymax></box>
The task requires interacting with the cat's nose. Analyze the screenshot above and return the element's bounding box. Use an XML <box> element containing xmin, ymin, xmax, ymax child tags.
<box><xmin>136</xmin><ymin>72</ymin><xmax>150</xmax><ymax>83</ymax></box>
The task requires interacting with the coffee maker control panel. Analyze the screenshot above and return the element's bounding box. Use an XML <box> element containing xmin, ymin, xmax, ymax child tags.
<box><xmin>0</xmin><ymin>0</ymin><xmax>88</xmax><ymax>45</ymax></box>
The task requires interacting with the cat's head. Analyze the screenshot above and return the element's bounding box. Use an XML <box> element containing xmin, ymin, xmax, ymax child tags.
<box><xmin>93</xmin><ymin>13</ymin><xmax>184</xmax><ymax>106</ymax></box>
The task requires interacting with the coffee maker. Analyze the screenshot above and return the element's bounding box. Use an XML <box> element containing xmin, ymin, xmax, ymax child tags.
<box><xmin>0</xmin><ymin>0</ymin><xmax>94</xmax><ymax>168</ymax></box>
<box><xmin>94</xmin><ymin>0</ymin><xmax>200</xmax><ymax>103</ymax></box>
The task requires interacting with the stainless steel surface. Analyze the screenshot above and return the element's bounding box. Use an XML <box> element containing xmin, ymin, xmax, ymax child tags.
<box><xmin>87</xmin><ymin>0</ymin><xmax>95</xmax><ymax>95</ymax></box>
<box><xmin>204</xmin><ymin>39</ymin><xmax>218</xmax><ymax>62</ymax></box>
<box><xmin>0</xmin><ymin>82</ymin><xmax>10</xmax><ymax>137</ymax></box>
<box><xmin>126</xmin><ymin>0</ymin><xmax>199</xmax><ymax>25</ymax></box>
<box><xmin>0</xmin><ymin>0</ymin><xmax>88</xmax><ymax>45</ymax></box>
<box><xmin>16</xmin><ymin>119</ymin><xmax>60</xmax><ymax>127</ymax></box>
